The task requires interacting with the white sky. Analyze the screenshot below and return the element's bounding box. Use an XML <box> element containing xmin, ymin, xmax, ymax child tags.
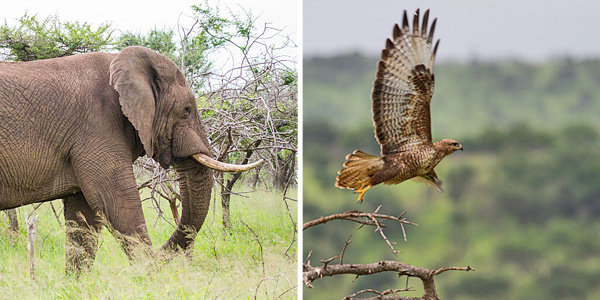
<box><xmin>3</xmin><ymin>0</ymin><xmax>298</xmax><ymax>48</ymax></box>
<box><xmin>5</xmin><ymin>1</ymin><xmax>600</xmax><ymax>63</ymax></box>
<box><xmin>304</xmin><ymin>0</ymin><xmax>600</xmax><ymax>62</ymax></box>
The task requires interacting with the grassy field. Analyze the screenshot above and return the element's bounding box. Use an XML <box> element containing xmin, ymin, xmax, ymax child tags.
<box><xmin>0</xmin><ymin>187</ymin><xmax>297</xmax><ymax>299</ymax></box>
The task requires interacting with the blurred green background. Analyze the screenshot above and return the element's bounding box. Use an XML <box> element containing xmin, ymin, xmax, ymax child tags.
<box><xmin>302</xmin><ymin>53</ymin><xmax>600</xmax><ymax>299</ymax></box>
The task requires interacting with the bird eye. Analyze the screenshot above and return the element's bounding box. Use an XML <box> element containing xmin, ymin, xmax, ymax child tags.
<box><xmin>452</xmin><ymin>142</ymin><xmax>459</xmax><ymax>147</ymax></box>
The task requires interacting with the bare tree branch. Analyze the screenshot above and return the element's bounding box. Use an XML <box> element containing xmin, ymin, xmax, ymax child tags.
<box><xmin>303</xmin><ymin>206</ymin><xmax>417</xmax><ymax>255</ymax></box>
<box><xmin>303</xmin><ymin>207</ymin><xmax>416</xmax><ymax>231</ymax></box>
<box><xmin>303</xmin><ymin>260</ymin><xmax>474</xmax><ymax>299</ymax></box>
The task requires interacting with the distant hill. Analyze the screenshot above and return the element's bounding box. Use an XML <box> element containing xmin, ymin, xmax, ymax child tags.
<box><xmin>304</xmin><ymin>54</ymin><xmax>600</xmax><ymax>138</ymax></box>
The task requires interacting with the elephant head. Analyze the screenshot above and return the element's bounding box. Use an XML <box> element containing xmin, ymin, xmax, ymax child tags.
<box><xmin>108</xmin><ymin>46</ymin><xmax>261</xmax><ymax>250</ymax></box>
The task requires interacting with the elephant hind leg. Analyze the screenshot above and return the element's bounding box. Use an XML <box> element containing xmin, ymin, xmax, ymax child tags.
<box><xmin>63</xmin><ymin>193</ymin><xmax>103</xmax><ymax>275</ymax></box>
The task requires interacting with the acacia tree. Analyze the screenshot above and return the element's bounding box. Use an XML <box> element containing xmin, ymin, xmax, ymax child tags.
<box><xmin>0</xmin><ymin>13</ymin><xmax>112</xmax><ymax>61</ymax></box>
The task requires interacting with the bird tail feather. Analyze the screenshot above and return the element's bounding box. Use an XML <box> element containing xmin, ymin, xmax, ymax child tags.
<box><xmin>335</xmin><ymin>150</ymin><xmax>384</xmax><ymax>191</ymax></box>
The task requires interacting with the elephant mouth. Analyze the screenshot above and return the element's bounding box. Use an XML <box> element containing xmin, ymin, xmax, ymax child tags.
<box><xmin>191</xmin><ymin>153</ymin><xmax>263</xmax><ymax>172</ymax></box>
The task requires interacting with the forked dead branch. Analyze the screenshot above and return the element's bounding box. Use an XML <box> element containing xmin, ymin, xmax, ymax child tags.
<box><xmin>303</xmin><ymin>206</ymin><xmax>474</xmax><ymax>300</ymax></box>
<box><xmin>303</xmin><ymin>205</ymin><xmax>416</xmax><ymax>255</ymax></box>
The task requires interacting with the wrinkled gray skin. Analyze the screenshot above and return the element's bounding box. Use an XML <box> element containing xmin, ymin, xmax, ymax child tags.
<box><xmin>0</xmin><ymin>46</ymin><xmax>218</xmax><ymax>273</ymax></box>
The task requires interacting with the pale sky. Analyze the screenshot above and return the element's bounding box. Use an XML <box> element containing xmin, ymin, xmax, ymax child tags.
<box><xmin>5</xmin><ymin>1</ymin><xmax>600</xmax><ymax>62</ymax></box>
<box><xmin>304</xmin><ymin>0</ymin><xmax>600</xmax><ymax>62</ymax></box>
<box><xmin>3</xmin><ymin>0</ymin><xmax>298</xmax><ymax>47</ymax></box>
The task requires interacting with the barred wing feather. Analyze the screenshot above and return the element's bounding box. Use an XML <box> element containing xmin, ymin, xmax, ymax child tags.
<box><xmin>372</xmin><ymin>9</ymin><xmax>439</xmax><ymax>155</ymax></box>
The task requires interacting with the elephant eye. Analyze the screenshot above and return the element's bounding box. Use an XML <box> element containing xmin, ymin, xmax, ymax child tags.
<box><xmin>183</xmin><ymin>106</ymin><xmax>192</xmax><ymax>118</ymax></box>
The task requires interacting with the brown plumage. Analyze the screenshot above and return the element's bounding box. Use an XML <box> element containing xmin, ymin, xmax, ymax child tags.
<box><xmin>335</xmin><ymin>9</ymin><xmax>463</xmax><ymax>202</ymax></box>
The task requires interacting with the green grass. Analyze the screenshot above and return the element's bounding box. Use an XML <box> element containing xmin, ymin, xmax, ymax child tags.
<box><xmin>0</xmin><ymin>187</ymin><xmax>297</xmax><ymax>299</ymax></box>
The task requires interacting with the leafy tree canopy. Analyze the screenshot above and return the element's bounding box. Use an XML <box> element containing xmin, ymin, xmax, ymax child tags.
<box><xmin>0</xmin><ymin>12</ymin><xmax>112</xmax><ymax>61</ymax></box>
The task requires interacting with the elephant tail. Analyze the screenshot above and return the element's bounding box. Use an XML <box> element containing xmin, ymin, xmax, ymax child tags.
<box><xmin>335</xmin><ymin>150</ymin><xmax>384</xmax><ymax>202</ymax></box>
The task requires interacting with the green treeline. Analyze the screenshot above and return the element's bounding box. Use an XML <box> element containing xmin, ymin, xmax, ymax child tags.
<box><xmin>303</xmin><ymin>54</ymin><xmax>600</xmax><ymax>299</ymax></box>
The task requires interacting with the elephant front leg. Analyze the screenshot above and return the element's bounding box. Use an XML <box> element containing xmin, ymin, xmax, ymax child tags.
<box><xmin>63</xmin><ymin>193</ymin><xmax>103</xmax><ymax>275</ymax></box>
<box><xmin>92</xmin><ymin>179</ymin><xmax>152</xmax><ymax>260</ymax></box>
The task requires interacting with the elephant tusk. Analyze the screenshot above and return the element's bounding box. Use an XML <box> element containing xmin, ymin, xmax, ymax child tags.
<box><xmin>192</xmin><ymin>153</ymin><xmax>263</xmax><ymax>172</ymax></box>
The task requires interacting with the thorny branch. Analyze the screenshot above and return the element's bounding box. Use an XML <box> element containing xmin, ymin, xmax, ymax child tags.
<box><xmin>303</xmin><ymin>205</ymin><xmax>417</xmax><ymax>255</ymax></box>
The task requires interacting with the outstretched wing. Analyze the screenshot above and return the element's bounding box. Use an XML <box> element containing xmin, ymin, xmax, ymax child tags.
<box><xmin>372</xmin><ymin>9</ymin><xmax>439</xmax><ymax>155</ymax></box>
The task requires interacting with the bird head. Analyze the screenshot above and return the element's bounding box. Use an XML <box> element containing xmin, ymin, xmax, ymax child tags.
<box><xmin>436</xmin><ymin>139</ymin><xmax>463</xmax><ymax>156</ymax></box>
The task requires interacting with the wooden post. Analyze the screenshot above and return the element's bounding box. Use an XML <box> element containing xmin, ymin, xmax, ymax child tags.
<box><xmin>25</xmin><ymin>212</ymin><xmax>38</xmax><ymax>281</ymax></box>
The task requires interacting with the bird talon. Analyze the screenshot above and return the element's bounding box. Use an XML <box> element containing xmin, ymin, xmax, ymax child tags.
<box><xmin>354</xmin><ymin>182</ymin><xmax>372</xmax><ymax>202</ymax></box>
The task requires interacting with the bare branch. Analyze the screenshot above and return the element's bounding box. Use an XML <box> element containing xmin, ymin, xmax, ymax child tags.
<box><xmin>344</xmin><ymin>288</ymin><xmax>415</xmax><ymax>300</ymax></box>
<box><xmin>303</xmin><ymin>260</ymin><xmax>474</xmax><ymax>299</ymax></box>
<box><xmin>303</xmin><ymin>208</ymin><xmax>416</xmax><ymax>231</ymax></box>
<box><xmin>303</xmin><ymin>207</ymin><xmax>418</xmax><ymax>255</ymax></box>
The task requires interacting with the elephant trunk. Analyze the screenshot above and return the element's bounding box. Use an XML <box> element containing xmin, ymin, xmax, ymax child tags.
<box><xmin>160</xmin><ymin>158</ymin><xmax>212</xmax><ymax>251</ymax></box>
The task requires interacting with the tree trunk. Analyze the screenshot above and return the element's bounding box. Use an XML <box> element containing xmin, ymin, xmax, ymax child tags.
<box><xmin>221</xmin><ymin>181</ymin><xmax>233</xmax><ymax>231</ymax></box>
<box><xmin>220</xmin><ymin>139</ymin><xmax>261</xmax><ymax>231</ymax></box>
<box><xmin>251</xmin><ymin>165</ymin><xmax>262</xmax><ymax>188</ymax></box>
<box><xmin>274</xmin><ymin>150</ymin><xmax>296</xmax><ymax>189</ymax></box>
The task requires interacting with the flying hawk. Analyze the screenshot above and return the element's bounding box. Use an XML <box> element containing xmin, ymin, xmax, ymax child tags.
<box><xmin>335</xmin><ymin>9</ymin><xmax>463</xmax><ymax>202</ymax></box>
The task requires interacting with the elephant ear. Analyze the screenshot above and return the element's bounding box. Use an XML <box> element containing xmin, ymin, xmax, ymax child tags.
<box><xmin>109</xmin><ymin>46</ymin><xmax>160</xmax><ymax>158</ymax></box>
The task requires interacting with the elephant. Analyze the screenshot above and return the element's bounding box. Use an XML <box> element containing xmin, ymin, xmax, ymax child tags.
<box><xmin>0</xmin><ymin>46</ymin><xmax>261</xmax><ymax>273</ymax></box>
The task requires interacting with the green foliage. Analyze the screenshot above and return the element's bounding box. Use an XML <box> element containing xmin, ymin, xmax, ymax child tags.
<box><xmin>191</xmin><ymin>2</ymin><xmax>254</xmax><ymax>51</ymax></box>
<box><xmin>115</xmin><ymin>27</ymin><xmax>212</xmax><ymax>92</ymax></box>
<box><xmin>117</xmin><ymin>28</ymin><xmax>177</xmax><ymax>58</ymax></box>
<box><xmin>282</xmin><ymin>70</ymin><xmax>297</xmax><ymax>86</ymax></box>
<box><xmin>0</xmin><ymin>12</ymin><xmax>112</xmax><ymax>61</ymax></box>
<box><xmin>462</xmin><ymin>123</ymin><xmax>553</xmax><ymax>152</ymax></box>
